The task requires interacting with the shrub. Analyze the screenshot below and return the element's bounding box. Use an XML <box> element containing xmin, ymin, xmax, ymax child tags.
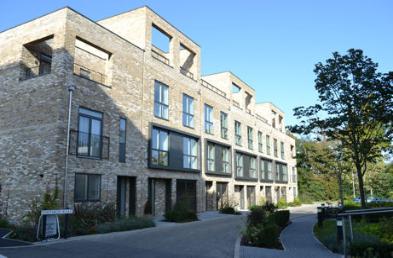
<box><xmin>0</xmin><ymin>217</ymin><xmax>10</xmax><ymax>228</ymax></box>
<box><xmin>220</xmin><ymin>206</ymin><xmax>236</xmax><ymax>214</ymax></box>
<box><xmin>164</xmin><ymin>201</ymin><xmax>198</xmax><ymax>223</ymax></box>
<box><xmin>350</xmin><ymin>242</ymin><xmax>393</xmax><ymax>258</ymax></box>
<box><xmin>271</xmin><ymin>210</ymin><xmax>290</xmax><ymax>228</ymax></box>
<box><xmin>262</xmin><ymin>202</ymin><xmax>277</xmax><ymax>214</ymax></box>
<box><xmin>248</xmin><ymin>206</ymin><xmax>267</xmax><ymax>226</ymax></box>
<box><xmin>277</xmin><ymin>197</ymin><xmax>288</xmax><ymax>209</ymax></box>
<box><xmin>219</xmin><ymin>195</ymin><xmax>239</xmax><ymax>214</ymax></box>
<box><xmin>293</xmin><ymin>197</ymin><xmax>302</xmax><ymax>206</ymax></box>
<box><xmin>243</xmin><ymin>222</ymin><xmax>280</xmax><ymax>248</ymax></box>
<box><xmin>96</xmin><ymin>217</ymin><xmax>154</xmax><ymax>234</ymax></box>
<box><xmin>10</xmin><ymin>224</ymin><xmax>36</xmax><ymax>242</ymax></box>
<box><xmin>258</xmin><ymin>196</ymin><xmax>266</xmax><ymax>206</ymax></box>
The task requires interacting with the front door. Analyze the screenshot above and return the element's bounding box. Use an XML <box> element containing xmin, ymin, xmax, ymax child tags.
<box><xmin>265</xmin><ymin>186</ymin><xmax>272</xmax><ymax>203</ymax></box>
<box><xmin>176</xmin><ymin>179</ymin><xmax>197</xmax><ymax>212</ymax></box>
<box><xmin>247</xmin><ymin>186</ymin><xmax>256</xmax><ymax>208</ymax></box>
<box><xmin>235</xmin><ymin>185</ymin><xmax>245</xmax><ymax>210</ymax></box>
<box><xmin>216</xmin><ymin>182</ymin><xmax>228</xmax><ymax>210</ymax></box>
<box><xmin>205</xmin><ymin>181</ymin><xmax>214</xmax><ymax>211</ymax></box>
<box><xmin>117</xmin><ymin>176</ymin><xmax>136</xmax><ymax>217</ymax></box>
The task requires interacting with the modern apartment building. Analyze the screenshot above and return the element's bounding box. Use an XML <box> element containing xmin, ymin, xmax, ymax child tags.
<box><xmin>0</xmin><ymin>6</ymin><xmax>297</xmax><ymax>222</ymax></box>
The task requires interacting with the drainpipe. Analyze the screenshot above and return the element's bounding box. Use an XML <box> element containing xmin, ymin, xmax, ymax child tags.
<box><xmin>63</xmin><ymin>83</ymin><xmax>75</xmax><ymax>208</ymax></box>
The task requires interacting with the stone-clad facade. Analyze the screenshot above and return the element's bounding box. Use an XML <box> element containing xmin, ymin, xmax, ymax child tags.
<box><xmin>0</xmin><ymin>6</ymin><xmax>297</xmax><ymax>223</ymax></box>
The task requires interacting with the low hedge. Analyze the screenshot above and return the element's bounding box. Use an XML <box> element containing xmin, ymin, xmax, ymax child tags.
<box><xmin>244</xmin><ymin>222</ymin><xmax>281</xmax><ymax>248</ymax></box>
<box><xmin>350</xmin><ymin>242</ymin><xmax>393</xmax><ymax>258</ymax></box>
<box><xmin>219</xmin><ymin>206</ymin><xmax>237</xmax><ymax>214</ymax></box>
<box><xmin>96</xmin><ymin>217</ymin><xmax>155</xmax><ymax>234</ymax></box>
<box><xmin>271</xmin><ymin>210</ymin><xmax>290</xmax><ymax>228</ymax></box>
<box><xmin>164</xmin><ymin>202</ymin><xmax>198</xmax><ymax>223</ymax></box>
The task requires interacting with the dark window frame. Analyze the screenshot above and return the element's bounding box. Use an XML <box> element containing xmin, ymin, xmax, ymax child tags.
<box><xmin>247</xmin><ymin>126</ymin><xmax>253</xmax><ymax>150</ymax></box>
<box><xmin>74</xmin><ymin>173</ymin><xmax>101</xmax><ymax>202</ymax></box>
<box><xmin>182</xmin><ymin>94</ymin><xmax>194</xmax><ymax>128</ymax></box>
<box><xmin>119</xmin><ymin>117</ymin><xmax>127</xmax><ymax>163</ymax></box>
<box><xmin>204</xmin><ymin>104</ymin><xmax>213</xmax><ymax>134</ymax></box>
<box><xmin>183</xmin><ymin>136</ymin><xmax>199</xmax><ymax>169</ymax></box>
<box><xmin>151</xmin><ymin>127</ymin><xmax>169</xmax><ymax>167</ymax></box>
<box><xmin>154</xmin><ymin>81</ymin><xmax>169</xmax><ymax>120</ymax></box>
<box><xmin>220</xmin><ymin>111</ymin><xmax>228</xmax><ymax>139</ymax></box>
<box><xmin>235</xmin><ymin>121</ymin><xmax>241</xmax><ymax>146</ymax></box>
<box><xmin>258</xmin><ymin>131</ymin><xmax>263</xmax><ymax>153</ymax></box>
<box><xmin>77</xmin><ymin>107</ymin><xmax>103</xmax><ymax>159</ymax></box>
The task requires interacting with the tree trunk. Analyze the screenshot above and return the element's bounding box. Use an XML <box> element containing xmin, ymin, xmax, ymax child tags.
<box><xmin>355</xmin><ymin>162</ymin><xmax>367</xmax><ymax>208</ymax></box>
<box><xmin>337</xmin><ymin>171</ymin><xmax>344</xmax><ymax>207</ymax></box>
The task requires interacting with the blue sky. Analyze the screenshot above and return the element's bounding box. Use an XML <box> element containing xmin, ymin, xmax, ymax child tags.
<box><xmin>1</xmin><ymin>0</ymin><xmax>392</xmax><ymax>126</ymax></box>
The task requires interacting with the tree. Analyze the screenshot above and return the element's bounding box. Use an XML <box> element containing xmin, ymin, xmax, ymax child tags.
<box><xmin>291</xmin><ymin>49</ymin><xmax>393</xmax><ymax>208</ymax></box>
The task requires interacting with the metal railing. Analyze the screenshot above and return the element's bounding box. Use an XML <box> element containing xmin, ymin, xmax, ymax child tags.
<box><xmin>200</xmin><ymin>79</ymin><xmax>227</xmax><ymax>99</ymax></box>
<box><xmin>256</xmin><ymin>114</ymin><xmax>269</xmax><ymax>124</ymax></box>
<box><xmin>20</xmin><ymin>64</ymin><xmax>51</xmax><ymax>81</ymax></box>
<box><xmin>68</xmin><ymin>130</ymin><xmax>109</xmax><ymax>159</ymax></box>
<box><xmin>151</xmin><ymin>48</ymin><xmax>170</xmax><ymax>65</ymax></box>
<box><xmin>73</xmin><ymin>63</ymin><xmax>107</xmax><ymax>86</ymax></box>
<box><xmin>232</xmin><ymin>100</ymin><xmax>242</xmax><ymax>109</ymax></box>
<box><xmin>180</xmin><ymin>66</ymin><xmax>194</xmax><ymax>80</ymax></box>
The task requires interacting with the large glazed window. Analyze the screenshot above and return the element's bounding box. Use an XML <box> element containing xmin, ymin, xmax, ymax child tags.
<box><xmin>183</xmin><ymin>137</ymin><xmax>198</xmax><ymax>169</ymax></box>
<box><xmin>154</xmin><ymin>81</ymin><xmax>169</xmax><ymax>119</ymax></box>
<box><xmin>222</xmin><ymin>148</ymin><xmax>230</xmax><ymax>174</ymax></box>
<box><xmin>182</xmin><ymin>94</ymin><xmax>194</xmax><ymax>128</ymax></box>
<box><xmin>236</xmin><ymin>153</ymin><xmax>243</xmax><ymax>177</ymax></box>
<box><xmin>151</xmin><ymin>128</ymin><xmax>169</xmax><ymax>166</ymax></box>
<box><xmin>74</xmin><ymin>173</ymin><xmax>101</xmax><ymax>202</ymax></box>
<box><xmin>220</xmin><ymin>112</ymin><xmax>228</xmax><ymax>139</ymax></box>
<box><xmin>280</xmin><ymin>141</ymin><xmax>285</xmax><ymax>160</ymax></box>
<box><xmin>235</xmin><ymin>121</ymin><xmax>242</xmax><ymax>146</ymax></box>
<box><xmin>78</xmin><ymin>108</ymin><xmax>103</xmax><ymax>158</ymax></box>
<box><xmin>207</xmin><ymin>143</ymin><xmax>215</xmax><ymax>171</ymax></box>
<box><xmin>204</xmin><ymin>104</ymin><xmax>213</xmax><ymax>134</ymax></box>
<box><xmin>247</xmin><ymin>127</ymin><xmax>254</xmax><ymax>150</ymax></box>
<box><xmin>258</xmin><ymin>131</ymin><xmax>263</xmax><ymax>153</ymax></box>
<box><xmin>250</xmin><ymin>157</ymin><xmax>257</xmax><ymax>179</ymax></box>
<box><xmin>266</xmin><ymin>135</ymin><xmax>271</xmax><ymax>155</ymax></box>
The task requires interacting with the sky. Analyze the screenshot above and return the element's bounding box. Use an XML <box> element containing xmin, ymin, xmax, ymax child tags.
<box><xmin>1</xmin><ymin>0</ymin><xmax>392</xmax><ymax>126</ymax></box>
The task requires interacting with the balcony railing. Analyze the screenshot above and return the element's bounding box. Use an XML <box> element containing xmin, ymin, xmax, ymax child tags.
<box><xmin>20</xmin><ymin>64</ymin><xmax>51</xmax><ymax>81</ymax></box>
<box><xmin>69</xmin><ymin>130</ymin><xmax>109</xmax><ymax>159</ymax></box>
<box><xmin>232</xmin><ymin>100</ymin><xmax>242</xmax><ymax>109</ymax></box>
<box><xmin>151</xmin><ymin>48</ymin><xmax>170</xmax><ymax>66</ymax></box>
<box><xmin>73</xmin><ymin>63</ymin><xmax>107</xmax><ymax>86</ymax></box>
<box><xmin>180</xmin><ymin>66</ymin><xmax>194</xmax><ymax>80</ymax></box>
<box><xmin>200</xmin><ymin>79</ymin><xmax>227</xmax><ymax>99</ymax></box>
<box><xmin>256</xmin><ymin>114</ymin><xmax>269</xmax><ymax>124</ymax></box>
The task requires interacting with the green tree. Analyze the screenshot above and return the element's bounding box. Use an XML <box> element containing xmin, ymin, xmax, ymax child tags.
<box><xmin>291</xmin><ymin>49</ymin><xmax>393</xmax><ymax>208</ymax></box>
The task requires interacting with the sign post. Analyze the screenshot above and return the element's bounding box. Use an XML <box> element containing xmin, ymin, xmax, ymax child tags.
<box><xmin>37</xmin><ymin>209</ymin><xmax>73</xmax><ymax>241</ymax></box>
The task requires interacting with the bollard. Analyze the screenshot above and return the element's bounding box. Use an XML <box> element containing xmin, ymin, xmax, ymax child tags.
<box><xmin>317</xmin><ymin>207</ymin><xmax>323</xmax><ymax>227</ymax></box>
<box><xmin>336</xmin><ymin>216</ymin><xmax>343</xmax><ymax>243</ymax></box>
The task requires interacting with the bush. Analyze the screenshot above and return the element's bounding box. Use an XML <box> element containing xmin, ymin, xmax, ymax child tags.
<box><xmin>164</xmin><ymin>202</ymin><xmax>198</xmax><ymax>223</ymax></box>
<box><xmin>220</xmin><ymin>206</ymin><xmax>236</xmax><ymax>214</ymax></box>
<box><xmin>10</xmin><ymin>224</ymin><xmax>36</xmax><ymax>242</ymax></box>
<box><xmin>219</xmin><ymin>195</ymin><xmax>239</xmax><ymax>214</ymax></box>
<box><xmin>248</xmin><ymin>206</ymin><xmax>267</xmax><ymax>226</ymax></box>
<box><xmin>271</xmin><ymin>210</ymin><xmax>290</xmax><ymax>228</ymax></box>
<box><xmin>0</xmin><ymin>217</ymin><xmax>10</xmax><ymax>228</ymax></box>
<box><xmin>277</xmin><ymin>197</ymin><xmax>288</xmax><ymax>209</ymax></box>
<box><xmin>293</xmin><ymin>197</ymin><xmax>302</xmax><ymax>206</ymax></box>
<box><xmin>261</xmin><ymin>202</ymin><xmax>277</xmax><ymax>214</ymax></box>
<box><xmin>350</xmin><ymin>242</ymin><xmax>393</xmax><ymax>258</ymax></box>
<box><xmin>96</xmin><ymin>217</ymin><xmax>154</xmax><ymax>234</ymax></box>
<box><xmin>243</xmin><ymin>222</ymin><xmax>280</xmax><ymax>248</ymax></box>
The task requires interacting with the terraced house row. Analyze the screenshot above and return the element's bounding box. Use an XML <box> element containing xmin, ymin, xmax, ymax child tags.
<box><xmin>0</xmin><ymin>6</ymin><xmax>297</xmax><ymax>222</ymax></box>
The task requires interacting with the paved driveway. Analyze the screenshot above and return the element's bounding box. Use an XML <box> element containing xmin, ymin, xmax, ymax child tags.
<box><xmin>0</xmin><ymin>215</ymin><xmax>245</xmax><ymax>258</ymax></box>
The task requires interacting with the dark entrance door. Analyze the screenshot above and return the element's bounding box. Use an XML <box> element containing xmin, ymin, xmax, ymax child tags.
<box><xmin>247</xmin><ymin>186</ymin><xmax>256</xmax><ymax>208</ymax></box>
<box><xmin>176</xmin><ymin>179</ymin><xmax>197</xmax><ymax>212</ymax></box>
<box><xmin>216</xmin><ymin>182</ymin><xmax>228</xmax><ymax>210</ymax></box>
<box><xmin>117</xmin><ymin>176</ymin><xmax>136</xmax><ymax>217</ymax></box>
<box><xmin>235</xmin><ymin>185</ymin><xmax>245</xmax><ymax>210</ymax></box>
<box><xmin>265</xmin><ymin>186</ymin><xmax>272</xmax><ymax>203</ymax></box>
<box><xmin>148</xmin><ymin>178</ymin><xmax>172</xmax><ymax>216</ymax></box>
<box><xmin>205</xmin><ymin>181</ymin><xmax>214</xmax><ymax>211</ymax></box>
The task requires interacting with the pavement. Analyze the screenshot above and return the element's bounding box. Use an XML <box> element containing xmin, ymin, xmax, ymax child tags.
<box><xmin>240</xmin><ymin>204</ymin><xmax>342</xmax><ymax>258</ymax></box>
<box><xmin>0</xmin><ymin>213</ymin><xmax>245</xmax><ymax>258</ymax></box>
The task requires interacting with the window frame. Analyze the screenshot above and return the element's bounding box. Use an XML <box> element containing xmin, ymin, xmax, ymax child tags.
<box><xmin>74</xmin><ymin>173</ymin><xmax>101</xmax><ymax>202</ymax></box>
<box><xmin>220</xmin><ymin>111</ymin><xmax>228</xmax><ymax>139</ymax></box>
<box><xmin>119</xmin><ymin>117</ymin><xmax>127</xmax><ymax>163</ymax></box>
<box><xmin>151</xmin><ymin>127</ymin><xmax>169</xmax><ymax>167</ymax></box>
<box><xmin>77</xmin><ymin>107</ymin><xmax>103</xmax><ymax>159</ymax></box>
<box><xmin>235</xmin><ymin>121</ymin><xmax>242</xmax><ymax>146</ymax></box>
<box><xmin>204</xmin><ymin>104</ymin><xmax>214</xmax><ymax>134</ymax></box>
<box><xmin>154</xmin><ymin>81</ymin><xmax>169</xmax><ymax>120</ymax></box>
<box><xmin>182</xmin><ymin>94</ymin><xmax>194</xmax><ymax>128</ymax></box>
<box><xmin>258</xmin><ymin>131</ymin><xmax>263</xmax><ymax>153</ymax></box>
<box><xmin>183</xmin><ymin>136</ymin><xmax>199</xmax><ymax>169</ymax></box>
<box><xmin>235</xmin><ymin>153</ymin><xmax>243</xmax><ymax>177</ymax></box>
<box><xmin>280</xmin><ymin>141</ymin><xmax>285</xmax><ymax>160</ymax></box>
<box><xmin>266</xmin><ymin>135</ymin><xmax>271</xmax><ymax>155</ymax></box>
<box><xmin>207</xmin><ymin>142</ymin><xmax>215</xmax><ymax>172</ymax></box>
<box><xmin>274</xmin><ymin>138</ymin><xmax>278</xmax><ymax>158</ymax></box>
<box><xmin>247</xmin><ymin>126</ymin><xmax>253</xmax><ymax>150</ymax></box>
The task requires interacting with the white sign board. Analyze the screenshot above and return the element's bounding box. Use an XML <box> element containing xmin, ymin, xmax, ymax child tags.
<box><xmin>45</xmin><ymin>215</ymin><xmax>58</xmax><ymax>238</ymax></box>
<box><xmin>41</xmin><ymin>209</ymin><xmax>73</xmax><ymax>215</ymax></box>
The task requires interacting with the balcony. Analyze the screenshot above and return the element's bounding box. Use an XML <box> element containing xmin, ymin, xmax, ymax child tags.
<box><xmin>68</xmin><ymin>130</ymin><xmax>109</xmax><ymax>159</ymax></box>
<box><xmin>151</xmin><ymin>47</ymin><xmax>170</xmax><ymax>66</ymax></box>
<box><xmin>200</xmin><ymin>79</ymin><xmax>227</xmax><ymax>99</ymax></box>
<box><xmin>180</xmin><ymin>66</ymin><xmax>194</xmax><ymax>80</ymax></box>
<box><xmin>232</xmin><ymin>100</ymin><xmax>242</xmax><ymax>110</ymax></box>
<box><xmin>73</xmin><ymin>63</ymin><xmax>108</xmax><ymax>86</ymax></box>
<box><xmin>20</xmin><ymin>63</ymin><xmax>51</xmax><ymax>81</ymax></box>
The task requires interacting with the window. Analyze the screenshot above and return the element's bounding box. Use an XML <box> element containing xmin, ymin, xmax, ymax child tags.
<box><xmin>222</xmin><ymin>148</ymin><xmax>230</xmax><ymax>174</ymax></box>
<box><xmin>154</xmin><ymin>81</ymin><xmax>169</xmax><ymax>119</ymax></box>
<box><xmin>280</xmin><ymin>141</ymin><xmax>285</xmax><ymax>159</ymax></box>
<box><xmin>204</xmin><ymin>104</ymin><xmax>213</xmax><ymax>134</ymax></box>
<box><xmin>220</xmin><ymin>112</ymin><xmax>228</xmax><ymax>139</ymax></box>
<box><xmin>290</xmin><ymin>145</ymin><xmax>295</xmax><ymax>158</ymax></box>
<box><xmin>267</xmin><ymin>161</ymin><xmax>273</xmax><ymax>180</ymax></box>
<box><xmin>250</xmin><ymin>157</ymin><xmax>257</xmax><ymax>178</ymax></box>
<box><xmin>266</xmin><ymin>135</ymin><xmax>271</xmax><ymax>155</ymax></box>
<box><xmin>247</xmin><ymin>127</ymin><xmax>253</xmax><ymax>150</ymax></box>
<box><xmin>258</xmin><ymin>131</ymin><xmax>263</xmax><ymax>153</ymax></box>
<box><xmin>207</xmin><ymin>143</ymin><xmax>215</xmax><ymax>171</ymax></box>
<box><xmin>275</xmin><ymin>163</ymin><xmax>288</xmax><ymax>182</ymax></box>
<box><xmin>151</xmin><ymin>128</ymin><xmax>169</xmax><ymax>166</ymax></box>
<box><xmin>182</xmin><ymin>94</ymin><xmax>194</xmax><ymax>128</ymax></box>
<box><xmin>235</xmin><ymin>121</ymin><xmax>241</xmax><ymax>146</ymax></box>
<box><xmin>274</xmin><ymin>138</ymin><xmax>278</xmax><ymax>157</ymax></box>
<box><xmin>236</xmin><ymin>153</ymin><xmax>243</xmax><ymax>177</ymax></box>
<box><xmin>78</xmin><ymin>107</ymin><xmax>103</xmax><ymax>158</ymax></box>
<box><xmin>292</xmin><ymin>167</ymin><xmax>297</xmax><ymax>183</ymax></box>
<box><xmin>119</xmin><ymin>118</ymin><xmax>126</xmax><ymax>163</ymax></box>
<box><xmin>74</xmin><ymin>173</ymin><xmax>101</xmax><ymax>202</ymax></box>
<box><xmin>183</xmin><ymin>137</ymin><xmax>198</xmax><ymax>169</ymax></box>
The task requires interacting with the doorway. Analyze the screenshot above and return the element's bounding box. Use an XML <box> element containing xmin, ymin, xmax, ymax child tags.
<box><xmin>176</xmin><ymin>179</ymin><xmax>197</xmax><ymax>212</ymax></box>
<box><xmin>117</xmin><ymin>176</ymin><xmax>136</xmax><ymax>217</ymax></box>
